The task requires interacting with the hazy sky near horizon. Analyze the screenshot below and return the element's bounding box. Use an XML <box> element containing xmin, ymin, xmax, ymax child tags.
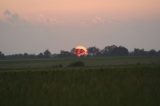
<box><xmin>0</xmin><ymin>0</ymin><xmax>160</xmax><ymax>54</ymax></box>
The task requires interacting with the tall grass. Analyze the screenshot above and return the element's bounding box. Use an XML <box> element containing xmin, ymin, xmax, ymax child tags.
<box><xmin>0</xmin><ymin>64</ymin><xmax>160</xmax><ymax>106</ymax></box>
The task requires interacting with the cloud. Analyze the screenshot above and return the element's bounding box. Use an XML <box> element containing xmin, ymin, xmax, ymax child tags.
<box><xmin>91</xmin><ymin>16</ymin><xmax>105</xmax><ymax>24</ymax></box>
<box><xmin>3</xmin><ymin>10</ymin><xmax>11</xmax><ymax>16</ymax></box>
<box><xmin>38</xmin><ymin>14</ymin><xmax>58</xmax><ymax>24</ymax></box>
<box><xmin>3</xmin><ymin>10</ymin><xmax>20</xmax><ymax>23</ymax></box>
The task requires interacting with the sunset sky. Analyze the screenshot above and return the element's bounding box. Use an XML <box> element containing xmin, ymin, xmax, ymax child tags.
<box><xmin>0</xmin><ymin>0</ymin><xmax>160</xmax><ymax>54</ymax></box>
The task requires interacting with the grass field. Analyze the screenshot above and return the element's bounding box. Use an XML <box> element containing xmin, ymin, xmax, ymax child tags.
<box><xmin>0</xmin><ymin>56</ymin><xmax>160</xmax><ymax>106</ymax></box>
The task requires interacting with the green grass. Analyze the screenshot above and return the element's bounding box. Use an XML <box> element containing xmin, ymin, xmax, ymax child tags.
<box><xmin>0</xmin><ymin>56</ymin><xmax>160</xmax><ymax>106</ymax></box>
<box><xmin>0</xmin><ymin>56</ymin><xmax>160</xmax><ymax>71</ymax></box>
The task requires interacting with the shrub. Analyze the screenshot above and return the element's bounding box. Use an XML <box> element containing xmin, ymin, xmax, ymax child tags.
<box><xmin>68</xmin><ymin>61</ymin><xmax>85</xmax><ymax>67</ymax></box>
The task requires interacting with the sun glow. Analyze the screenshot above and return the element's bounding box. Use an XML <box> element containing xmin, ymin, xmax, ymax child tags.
<box><xmin>74</xmin><ymin>46</ymin><xmax>88</xmax><ymax>57</ymax></box>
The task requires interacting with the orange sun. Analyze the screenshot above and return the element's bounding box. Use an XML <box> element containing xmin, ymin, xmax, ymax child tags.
<box><xmin>74</xmin><ymin>46</ymin><xmax>88</xmax><ymax>57</ymax></box>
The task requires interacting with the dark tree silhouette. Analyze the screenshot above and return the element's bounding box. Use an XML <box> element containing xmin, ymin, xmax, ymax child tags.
<box><xmin>158</xmin><ymin>50</ymin><xmax>160</xmax><ymax>56</ymax></box>
<box><xmin>133</xmin><ymin>48</ymin><xmax>147</xmax><ymax>56</ymax></box>
<box><xmin>70</xmin><ymin>48</ymin><xmax>76</xmax><ymax>54</ymax></box>
<box><xmin>23</xmin><ymin>53</ymin><xmax>29</xmax><ymax>57</ymax></box>
<box><xmin>88</xmin><ymin>47</ymin><xmax>100</xmax><ymax>56</ymax></box>
<box><xmin>148</xmin><ymin>49</ymin><xmax>157</xmax><ymax>56</ymax></box>
<box><xmin>102</xmin><ymin>45</ymin><xmax>129</xmax><ymax>56</ymax></box>
<box><xmin>43</xmin><ymin>49</ymin><xmax>51</xmax><ymax>58</ymax></box>
<box><xmin>0</xmin><ymin>51</ymin><xmax>5</xmax><ymax>58</ymax></box>
<box><xmin>115</xmin><ymin>46</ymin><xmax>129</xmax><ymax>56</ymax></box>
<box><xmin>60</xmin><ymin>50</ymin><xmax>73</xmax><ymax>57</ymax></box>
<box><xmin>102</xmin><ymin>45</ymin><xmax>117</xmax><ymax>56</ymax></box>
<box><xmin>1</xmin><ymin>45</ymin><xmax>159</xmax><ymax>58</ymax></box>
<box><xmin>38</xmin><ymin>52</ymin><xmax>44</xmax><ymax>58</ymax></box>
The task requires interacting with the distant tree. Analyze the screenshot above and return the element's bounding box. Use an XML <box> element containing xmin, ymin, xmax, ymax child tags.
<box><xmin>102</xmin><ymin>45</ymin><xmax>117</xmax><ymax>56</ymax></box>
<box><xmin>0</xmin><ymin>51</ymin><xmax>5</xmax><ymax>58</ymax></box>
<box><xmin>60</xmin><ymin>50</ymin><xmax>72</xmax><ymax>57</ymax></box>
<box><xmin>148</xmin><ymin>49</ymin><xmax>157</xmax><ymax>56</ymax></box>
<box><xmin>70</xmin><ymin>48</ymin><xmax>76</xmax><ymax>54</ymax></box>
<box><xmin>133</xmin><ymin>48</ymin><xmax>147</xmax><ymax>56</ymax></box>
<box><xmin>23</xmin><ymin>53</ymin><xmax>29</xmax><ymax>57</ymax></box>
<box><xmin>158</xmin><ymin>50</ymin><xmax>160</xmax><ymax>56</ymax></box>
<box><xmin>87</xmin><ymin>47</ymin><xmax>100</xmax><ymax>56</ymax></box>
<box><xmin>116</xmin><ymin>46</ymin><xmax>129</xmax><ymax>56</ymax></box>
<box><xmin>102</xmin><ymin>45</ymin><xmax>128</xmax><ymax>56</ymax></box>
<box><xmin>38</xmin><ymin>52</ymin><xmax>44</xmax><ymax>58</ymax></box>
<box><xmin>43</xmin><ymin>49</ymin><xmax>51</xmax><ymax>58</ymax></box>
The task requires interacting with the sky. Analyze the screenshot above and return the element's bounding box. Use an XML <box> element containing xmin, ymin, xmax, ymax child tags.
<box><xmin>0</xmin><ymin>0</ymin><xmax>160</xmax><ymax>54</ymax></box>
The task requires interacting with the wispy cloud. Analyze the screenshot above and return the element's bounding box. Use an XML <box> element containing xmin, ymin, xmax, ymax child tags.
<box><xmin>3</xmin><ymin>10</ymin><xmax>20</xmax><ymax>23</ymax></box>
<box><xmin>91</xmin><ymin>16</ymin><xmax>105</xmax><ymax>24</ymax></box>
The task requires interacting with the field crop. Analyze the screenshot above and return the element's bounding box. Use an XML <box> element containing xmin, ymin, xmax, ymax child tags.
<box><xmin>0</xmin><ymin>56</ymin><xmax>160</xmax><ymax>106</ymax></box>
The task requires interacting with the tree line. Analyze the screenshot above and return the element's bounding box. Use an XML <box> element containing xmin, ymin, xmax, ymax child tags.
<box><xmin>0</xmin><ymin>45</ymin><xmax>160</xmax><ymax>59</ymax></box>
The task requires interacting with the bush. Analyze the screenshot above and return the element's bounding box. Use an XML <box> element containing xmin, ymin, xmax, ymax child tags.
<box><xmin>68</xmin><ymin>61</ymin><xmax>85</xmax><ymax>67</ymax></box>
